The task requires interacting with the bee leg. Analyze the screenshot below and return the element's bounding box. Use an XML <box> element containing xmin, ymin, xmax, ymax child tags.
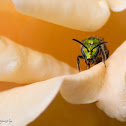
<box><xmin>87</xmin><ymin>64</ymin><xmax>90</xmax><ymax>69</ymax></box>
<box><xmin>77</xmin><ymin>55</ymin><xmax>84</xmax><ymax>72</ymax></box>
<box><xmin>85</xmin><ymin>59</ymin><xmax>87</xmax><ymax>64</ymax></box>
<box><xmin>105</xmin><ymin>50</ymin><xmax>109</xmax><ymax>59</ymax></box>
<box><xmin>92</xmin><ymin>59</ymin><xmax>95</xmax><ymax>65</ymax></box>
<box><xmin>84</xmin><ymin>60</ymin><xmax>90</xmax><ymax>69</ymax></box>
<box><xmin>101</xmin><ymin>48</ymin><xmax>107</xmax><ymax>67</ymax></box>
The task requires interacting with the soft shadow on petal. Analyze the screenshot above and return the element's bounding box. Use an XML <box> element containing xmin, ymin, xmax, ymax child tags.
<box><xmin>12</xmin><ymin>0</ymin><xmax>110</xmax><ymax>32</ymax></box>
<box><xmin>0</xmin><ymin>77</ymin><xmax>63</xmax><ymax>126</ymax></box>
<box><xmin>0</xmin><ymin>36</ymin><xmax>77</xmax><ymax>84</ymax></box>
<box><xmin>97</xmin><ymin>41</ymin><xmax>126</xmax><ymax>122</ymax></box>
<box><xmin>60</xmin><ymin>63</ymin><xmax>106</xmax><ymax>104</ymax></box>
<box><xmin>106</xmin><ymin>0</ymin><xmax>126</xmax><ymax>12</ymax></box>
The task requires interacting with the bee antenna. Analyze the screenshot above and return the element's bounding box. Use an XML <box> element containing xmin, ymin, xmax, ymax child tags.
<box><xmin>72</xmin><ymin>39</ymin><xmax>89</xmax><ymax>52</ymax></box>
<box><xmin>91</xmin><ymin>41</ymin><xmax>108</xmax><ymax>51</ymax></box>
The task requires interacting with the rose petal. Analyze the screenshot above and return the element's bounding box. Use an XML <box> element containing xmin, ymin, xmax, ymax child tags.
<box><xmin>0</xmin><ymin>77</ymin><xmax>63</xmax><ymax>126</ymax></box>
<box><xmin>0</xmin><ymin>36</ymin><xmax>77</xmax><ymax>84</ymax></box>
<box><xmin>60</xmin><ymin>63</ymin><xmax>106</xmax><ymax>104</ymax></box>
<box><xmin>107</xmin><ymin>0</ymin><xmax>126</xmax><ymax>12</ymax></box>
<box><xmin>97</xmin><ymin>41</ymin><xmax>126</xmax><ymax>122</ymax></box>
<box><xmin>12</xmin><ymin>0</ymin><xmax>110</xmax><ymax>32</ymax></box>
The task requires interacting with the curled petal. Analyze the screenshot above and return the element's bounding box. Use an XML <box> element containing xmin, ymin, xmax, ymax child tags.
<box><xmin>0</xmin><ymin>77</ymin><xmax>63</xmax><ymax>126</ymax></box>
<box><xmin>12</xmin><ymin>0</ymin><xmax>110</xmax><ymax>32</ymax></box>
<box><xmin>1</xmin><ymin>40</ymin><xmax>126</xmax><ymax>124</ymax></box>
<box><xmin>61</xmin><ymin>41</ymin><xmax>126</xmax><ymax>122</ymax></box>
<box><xmin>60</xmin><ymin>63</ymin><xmax>106</xmax><ymax>104</ymax></box>
<box><xmin>107</xmin><ymin>0</ymin><xmax>126</xmax><ymax>12</ymax></box>
<box><xmin>0</xmin><ymin>36</ymin><xmax>77</xmax><ymax>84</ymax></box>
<box><xmin>97</xmin><ymin>41</ymin><xmax>126</xmax><ymax>122</ymax></box>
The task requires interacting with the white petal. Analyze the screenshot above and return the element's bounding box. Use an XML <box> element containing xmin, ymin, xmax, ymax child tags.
<box><xmin>2</xmin><ymin>41</ymin><xmax>126</xmax><ymax>124</ymax></box>
<box><xmin>0</xmin><ymin>77</ymin><xmax>63</xmax><ymax>126</ymax></box>
<box><xmin>60</xmin><ymin>41</ymin><xmax>126</xmax><ymax>121</ymax></box>
<box><xmin>0</xmin><ymin>36</ymin><xmax>77</xmax><ymax>84</ymax></box>
<box><xmin>97</xmin><ymin>41</ymin><xmax>126</xmax><ymax>121</ymax></box>
<box><xmin>60</xmin><ymin>63</ymin><xmax>105</xmax><ymax>104</ymax></box>
<box><xmin>12</xmin><ymin>0</ymin><xmax>110</xmax><ymax>32</ymax></box>
<box><xmin>106</xmin><ymin>0</ymin><xmax>126</xmax><ymax>12</ymax></box>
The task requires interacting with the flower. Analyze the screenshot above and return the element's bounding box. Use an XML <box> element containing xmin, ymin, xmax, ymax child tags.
<box><xmin>60</xmin><ymin>41</ymin><xmax>126</xmax><ymax>122</ymax></box>
<box><xmin>0</xmin><ymin>0</ymin><xmax>125</xmax><ymax>126</ymax></box>
<box><xmin>1</xmin><ymin>36</ymin><xmax>126</xmax><ymax>125</ymax></box>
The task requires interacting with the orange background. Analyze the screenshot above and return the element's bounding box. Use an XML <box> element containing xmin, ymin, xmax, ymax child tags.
<box><xmin>0</xmin><ymin>1</ymin><xmax>126</xmax><ymax>126</ymax></box>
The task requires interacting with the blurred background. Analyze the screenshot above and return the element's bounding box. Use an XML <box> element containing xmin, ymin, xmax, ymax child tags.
<box><xmin>0</xmin><ymin>0</ymin><xmax>126</xmax><ymax>126</ymax></box>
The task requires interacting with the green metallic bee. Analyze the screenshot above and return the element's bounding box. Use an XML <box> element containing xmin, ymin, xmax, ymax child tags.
<box><xmin>73</xmin><ymin>37</ymin><xmax>109</xmax><ymax>71</ymax></box>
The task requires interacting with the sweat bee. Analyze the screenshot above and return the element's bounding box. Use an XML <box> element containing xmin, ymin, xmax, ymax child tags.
<box><xmin>73</xmin><ymin>37</ymin><xmax>109</xmax><ymax>71</ymax></box>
